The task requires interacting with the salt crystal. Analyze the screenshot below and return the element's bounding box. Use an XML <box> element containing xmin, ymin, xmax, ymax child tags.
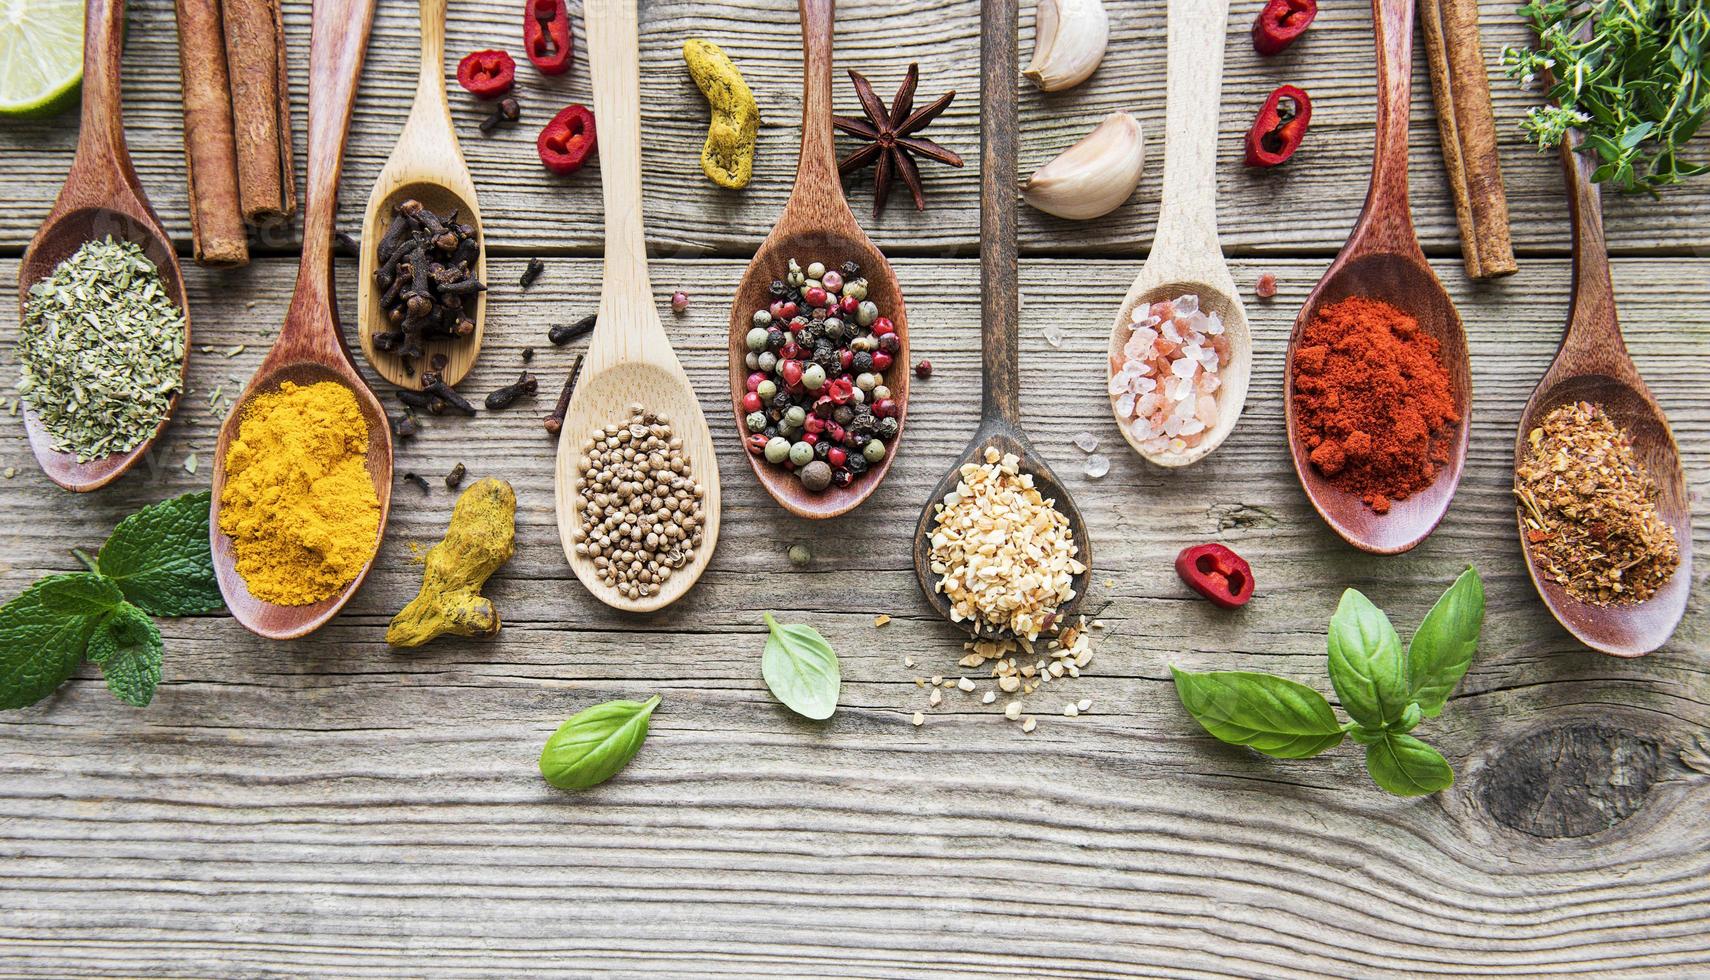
<box><xmin>1181</xmin><ymin>343</ymin><xmax>1203</xmax><ymax>363</ymax></box>
<box><xmin>1083</xmin><ymin>454</ymin><xmax>1110</xmax><ymax>478</ymax></box>
<box><xmin>1163</xmin><ymin>415</ymin><xmax>1185</xmax><ymax>437</ymax></box>
<box><xmin>1197</xmin><ymin>393</ymin><xmax>1219</xmax><ymax>426</ymax></box>
<box><xmin>1199</xmin><ymin>348</ymin><xmax>1220</xmax><ymax>372</ymax></box>
<box><xmin>1171</xmin><ymin>357</ymin><xmax>1197</xmax><ymax>379</ymax></box>
<box><xmin>1173</xmin><ymin>294</ymin><xmax>1199</xmax><ymax>316</ymax></box>
<box><xmin>1180</xmin><ymin>418</ymin><xmax>1207</xmax><ymax>436</ymax></box>
<box><xmin>1174</xmin><ymin>394</ymin><xmax>1200</xmax><ymax>421</ymax></box>
<box><xmin>1132</xmin><ymin>327</ymin><xmax>1158</xmax><ymax>346</ymax></box>
<box><xmin>1124</xmin><ymin>334</ymin><xmax>1151</xmax><ymax>359</ymax></box>
<box><xmin>1130</xmin><ymin>417</ymin><xmax>1157</xmax><ymax>441</ymax></box>
<box><xmin>1169</xmin><ymin>437</ymin><xmax>1188</xmax><ymax>454</ymax></box>
<box><xmin>1108</xmin><ymin>371</ymin><xmax>1133</xmax><ymax>395</ymax></box>
<box><xmin>1204</xmin><ymin>312</ymin><xmax>1225</xmax><ymax>336</ymax></box>
<box><xmin>1256</xmin><ymin>273</ymin><xmax>1278</xmax><ymax>298</ymax></box>
<box><xmin>1135</xmin><ymin>392</ymin><xmax>1162</xmax><ymax>417</ymax></box>
<box><xmin>1196</xmin><ymin>373</ymin><xmax>1221</xmax><ymax>394</ymax></box>
<box><xmin>1073</xmin><ymin>431</ymin><xmax>1099</xmax><ymax>452</ymax></box>
<box><xmin>1162</xmin><ymin>319</ymin><xmax>1183</xmax><ymax>344</ymax></box>
<box><xmin>1044</xmin><ymin>323</ymin><xmax>1065</xmax><ymax>348</ymax></box>
<box><xmin>1114</xmin><ymin>392</ymin><xmax>1135</xmax><ymax>418</ymax></box>
<box><xmin>1143</xmin><ymin>437</ymin><xmax>1170</xmax><ymax>454</ymax></box>
<box><xmin>1131</xmin><ymin>375</ymin><xmax>1157</xmax><ymax>394</ymax></box>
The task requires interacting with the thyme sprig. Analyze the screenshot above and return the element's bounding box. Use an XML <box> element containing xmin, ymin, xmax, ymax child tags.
<box><xmin>1503</xmin><ymin>0</ymin><xmax>1710</xmax><ymax>193</ymax></box>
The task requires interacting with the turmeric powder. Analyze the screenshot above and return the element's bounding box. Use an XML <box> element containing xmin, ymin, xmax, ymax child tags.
<box><xmin>684</xmin><ymin>39</ymin><xmax>759</xmax><ymax>189</ymax></box>
<box><xmin>217</xmin><ymin>380</ymin><xmax>380</xmax><ymax>606</ymax></box>
<box><xmin>387</xmin><ymin>478</ymin><xmax>515</xmax><ymax>647</ymax></box>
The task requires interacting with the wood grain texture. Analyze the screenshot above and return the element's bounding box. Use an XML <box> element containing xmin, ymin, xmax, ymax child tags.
<box><xmin>6</xmin><ymin>247</ymin><xmax>1702</xmax><ymax>975</ymax></box>
<box><xmin>2</xmin><ymin>0</ymin><xmax>1708</xmax><ymax>258</ymax></box>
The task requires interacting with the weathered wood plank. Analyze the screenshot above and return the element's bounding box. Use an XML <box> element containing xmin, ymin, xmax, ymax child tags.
<box><xmin>0</xmin><ymin>255</ymin><xmax>1705</xmax><ymax>976</ymax></box>
<box><xmin>0</xmin><ymin>0</ymin><xmax>1706</xmax><ymax>258</ymax></box>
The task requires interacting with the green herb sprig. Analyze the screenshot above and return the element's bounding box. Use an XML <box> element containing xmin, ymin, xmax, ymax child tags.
<box><xmin>1503</xmin><ymin>0</ymin><xmax>1710</xmax><ymax>192</ymax></box>
<box><xmin>1172</xmin><ymin>568</ymin><xmax>1484</xmax><ymax>797</ymax></box>
<box><xmin>0</xmin><ymin>491</ymin><xmax>223</xmax><ymax>710</ymax></box>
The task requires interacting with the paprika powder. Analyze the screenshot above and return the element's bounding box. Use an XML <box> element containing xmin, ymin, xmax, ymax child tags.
<box><xmin>1291</xmin><ymin>297</ymin><xmax>1458</xmax><ymax>514</ymax></box>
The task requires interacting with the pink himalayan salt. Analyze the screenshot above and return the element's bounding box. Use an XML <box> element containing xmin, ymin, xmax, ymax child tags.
<box><xmin>1110</xmin><ymin>294</ymin><xmax>1228</xmax><ymax>452</ymax></box>
<box><xmin>1256</xmin><ymin>273</ymin><xmax>1278</xmax><ymax>299</ymax></box>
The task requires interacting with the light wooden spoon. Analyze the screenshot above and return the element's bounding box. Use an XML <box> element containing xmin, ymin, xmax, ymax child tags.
<box><xmin>1107</xmin><ymin>0</ymin><xmax>1250</xmax><ymax>467</ymax></box>
<box><xmin>912</xmin><ymin>0</ymin><xmax>1091</xmax><ymax>641</ymax></box>
<box><xmin>1513</xmin><ymin>132</ymin><xmax>1690</xmax><ymax>657</ymax></box>
<box><xmin>209</xmin><ymin>0</ymin><xmax>390</xmax><ymax>640</ymax></box>
<box><xmin>16</xmin><ymin>0</ymin><xmax>190</xmax><ymax>492</ymax></box>
<box><xmin>1283</xmin><ymin>0</ymin><xmax>1471</xmax><ymax>555</ymax></box>
<box><xmin>553</xmin><ymin>0</ymin><xmax>722</xmax><ymax>613</ymax></box>
<box><xmin>727</xmin><ymin>0</ymin><xmax>910</xmax><ymax>519</ymax></box>
<box><xmin>356</xmin><ymin>0</ymin><xmax>486</xmax><ymax>390</ymax></box>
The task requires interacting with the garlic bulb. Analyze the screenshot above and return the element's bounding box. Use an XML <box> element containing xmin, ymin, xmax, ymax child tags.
<box><xmin>1022</xmin><ymin>112</ymin><xmax>1144</xmax><ymax>220</ymax></box>
<box><xmin>1024</xmin><ymin>0</ymin><xmax>1109</xmax><ymax>93</ymax></box>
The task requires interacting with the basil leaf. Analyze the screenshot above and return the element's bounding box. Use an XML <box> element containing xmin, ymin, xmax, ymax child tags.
<box><xmin>1364</xmin><ymin>732</ymin><xmax>1454</xmax><ymax>797</ymax></box>
<box><xmin>1406</xmin><ymin>567</ymin><xmax>1484</xmax><ymax>718</ymax></box>
<box><xmin>87</xmin><ymin>602</ymin><xmax>163</xmax><ymax>707</ymax></box>
<box><xmin>1170</xmin><ymin>667</ymin><xmax>1346</xmax><ymax>759</ymax></box>
<box><xmin>1326</xmin><ymin>589</ymin><xmax>1407</xmax><ymax>729</ymax></box>
<box><xmin>96</xmin><ymin>490</ymin><xmax>222</xmax><ymax>617</ymax></box>
<box><xmin>760</xmin><ymin>613</ymin><xmax>840</xmax><ymax>720</ymax></box>
<box><xmin>539</xmin><ymin>695</ymin><xmax>660</xmax><ymax>790</ymax></box>
<box><xmin>0</xmin><ymin>573</ymin><xmax>124</xmax><ymax>710</ymax></box>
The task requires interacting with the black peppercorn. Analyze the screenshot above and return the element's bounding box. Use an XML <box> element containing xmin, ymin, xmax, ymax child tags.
<box><xmin>769</xmin><ymin>280</ymin><xmax>789</xmax><ymax>297</ymax></box>
<box><xmin>770</xmin><ymin>392</ymin><xmax>793</xmax><ymax>411</ymax></box>
<box><xmin>833</xmin><ymin>406</ymin><xmax>855</xmax><ymax>426</ymax></box>
<box><xmin>846</xmin><ymin>454</ymin><xmax>869</xmax><ymax>475</ymax></box>
<box><xmin>841</xmin><ymin>260</ymin><xmax>860</xmax><ymax>276</ymax></box>
<box><xmin>877</xmin><ymin>417</ymin><xmax>900</xmax><ymax>440</ymax></box>
<box><xmin>766</xmin><ymin>327</ymin><xmax>787</xmax><ymax>350</ymax></box>
<box><xmin>814</xmin><ymin>441</ymin><xmax>832</xmax><ymax>461</ymax></box>
<box><xmin>763</xmin><ymin>425</ymin><xmax>779</xmax><ymax>438</ymax></box>
<box><xmin>878</xmin><ymin>333</ymin><xmax>901</xmax><ymax>355</ymax></box>
<box><xmin>831</xmin><ymin>467</ymin><xmax>854</xmax><ymax>488</ymax></box>
<box><xmin>851</xmin><ymin>351</ymin><xmax>874</xmax><ymax>374</ymax></box>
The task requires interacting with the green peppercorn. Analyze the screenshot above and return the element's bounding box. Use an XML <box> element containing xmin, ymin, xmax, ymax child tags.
<box><xmin>802</xmin><ymin>363</ymin><xmax>826</xmax><ymax>390</ymax></box>
<box><xmin>788</xmin><ymin>543</ymin><xmax>813</xmax><ymax>566</ymax></box>
<box><xmin>873</xmin><ymin>384</ymin><xmax>891</xmax><ymax>400</ymax></box>
<box><xmin>823</xmin><ymin>317</ymin><xmax>845</xmax><ymax>340</ymax></box>
<box><xmin>764</xmin><ymin>436</ymin><xmax>791</xmax><ymax>463</ymax></box>
<box><xmin>806</xmin><ymin>261</ymin><xmax>826</xmax><ymax>280</ymax></box>
<box><xmin>789</xmin><ymin>440</ymin><xmax>814</xmax><ymax>466</ymax></box>
<box><xmin>752</xmin><ymin>309</ymin><xmax>773</xmax><ymax>327</ymax></box>
<box><xmin>845</xmin><ymin>279</ymin><xmax>868</xmax><ymax>301</ymax></box>
<box><xmin>745</xmin><ymin>352</ymin><xmax>760</xmax><ymax>369</ymax></box>
<box><xmin>746</xmin><ymin>411</ymin><xmax>767</xmax><ymax>432</ymax></box>
<box><xmin>784</xmin><ymin>405</ymin><xmax>807</xmax><ymax>427</ymax></box>
<box><xmin>864</xmin><ymin>439</ymin><xmax>887</xmax><ymax>463</ymax></box>
<box><xmin>855</xmin><ymin>371</ymin><xmax>877</xmax><ymax>392</ymax></box>
<box><xmin>747</xmin><ymin>326</ymin><xmax>770</xmax><ymax>351</ymax></box>
<box><xmin>757</xmin><ymin>379</ymin><xmax>778</xmax><ymax>400</ymax></box>
<box><xmin>758</xmin><ymin>351</ymin><xmax>778</xmax><ymax>372</ymax></box>
<box><xmin>856</xmin><ymin>301</ymin><xmax>878</xmax><ymax>326</ymax></box>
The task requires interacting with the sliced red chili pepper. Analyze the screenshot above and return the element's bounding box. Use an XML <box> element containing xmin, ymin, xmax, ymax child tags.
<box><xmin>1175</xmin><ymin>543</ymin><xmax>1255</xmax><ymax>609</ymax></box>
<box><xmin>1244</xmin><ymin>85</ymin><xmax>1311</xmax><ymax>168</ymax></box>
<box><xmin>524</xmin><ymin>0</ymin><xmax>573</xmax><ymax>76</ymax></box>
<box><xmin>538</xmin><ymin>104</ymin><xmax>596</xmax><ymax>175</ymax></box>
<box><xmin>456</xmin><ymin>50</ymin><xmax>516</xmax><ymax>99</ymax></box>
<box><xmin>1252</xmin><ymin>0</ymin><xmax>1317</xmax><ymax>56</ymax></box>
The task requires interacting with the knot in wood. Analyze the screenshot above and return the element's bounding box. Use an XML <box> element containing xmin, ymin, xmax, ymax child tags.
<box><xmin>1479</xmin><ymin>723</ymin><xmax>1661</xmax><ymax>839</ymax></box>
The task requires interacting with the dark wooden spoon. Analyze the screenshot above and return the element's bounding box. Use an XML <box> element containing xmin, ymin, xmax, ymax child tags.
<box><xmin>911</xmin><ymin>0</ymin><xmax>1091</xmax><ymax>640</ymax></box>
<box><xmin>208</xmin><ymin>0</ymin><xmax>391</xmax><ymax>640</ymax></box>
<box><xmin>727</xmin><ymin>0</ymin><xmax>909</xmax><ymax>519</ymax></box>
<box><xmin>15</xmin><ymin>0</ymin><xmax>189</xmax><ymax>492</ymax></box>
<box><xmin>1512</xmin><ymin>132</ymin><xmax>1690</xmax><ymax>657</ymax></box>
<box><xmin>1283</xmin><ymin>0</ymin><xmax>1471</xmax><ymax>555</ymax></box>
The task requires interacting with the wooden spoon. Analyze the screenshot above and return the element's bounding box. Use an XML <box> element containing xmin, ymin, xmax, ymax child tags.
<box><xmin>726</xmin><ymin>0</ymin><xmax>909</xmax><ymax>518</ymax></box>
<box><xmin>552</xmin><ymin>0</ymin><xmax>722</xmax><ymax>612</ymax></box>
<box><xmin>208</xmin><ymin>0</ymin><xmax>390</xmax><ymax>640</ymax></box>
<box><xmin>911</xmin><ymin>0</ymin><xmax>1091</xmax><ymax>640</ymax></box>
<box><xmin>1107</xmin><ymin>0</ymin><xmax>1250</xmax><ymax>467</ymax></box>
<box><xmin>15</xmin><ymin>0</ymin><xmax>190</xmax><ymax>492</ymax></box>
<box><xmin>356</xmin><ymin>0</ymin><xmax>486</xmax><ymax>390</ymax></box>
<box><xmin>1282</xmin><ymin>0</ymin><xmax>1471</xmax><ymax>555</ymax></box>
<box><xmin>1512</xmin><ymin>133</ymin><xmax>1690</xmax><ymax>657</ymax></box>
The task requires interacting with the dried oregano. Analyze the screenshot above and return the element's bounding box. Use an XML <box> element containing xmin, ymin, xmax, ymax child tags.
<box><xmin>18</xmin><ymin>237</ymin><xmax>185</xmax><ymax>461</ymax></box>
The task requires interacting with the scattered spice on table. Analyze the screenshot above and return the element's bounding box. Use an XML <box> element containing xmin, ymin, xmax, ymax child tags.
<box><xmin>388</xmin><ymin>478</ymin><xmax>516</xmax><ymax>648</ymax></box>
<box><xmin>670</xmin><ymin>290</ymin><xmax>690</xmax><ymax>315</ymax></box>
<box><xmin>1252</xmin><ymin>0</ymin><xmax>1317</xmax><ymax>55</ymax></box>
<box><xmin>1111</xmin><ymin>293</ymin><xmax>1231</xmax><ymax>455</ymax></box>
<box><xmin>927</xmin><ymin>448</ymin><xmax>1086</xmax><ymax>639</ymax></box>
<box><xmin>1516</xmin><ymin>401</ymin><xmax>1679</xmax><ymax>606</ymax></box>
<box><xmin>913</xmin><ymin>614</ymin><xmax>1105</xmax><ymax>734</ymax></box>
<box><xmin>570</xmin><ymin>405</ymin><xmax>706</xmax><ymax>600</ymax></box>
<box><xmin>834</xmin><ymin>64</ymin><xmax>964</xmax><ymax>218</ymax></box>
<box><xmin>371</xmin><ymin>199</ymin><xmax>483</xmax><ymax>372</ymax></box>
<box><xmin>1292</xmin><ymin>297</ymin><xmax>1458</xmax><ymax>514</ymax></box>
<box><xmin>456</xmin><ymin>49</ymin><xmax>515</xmax><ymax>98</ymax></box>
<box><xmin>217</xmin><ymin>380</ymin><xmax>380</xmax><ymax>606</ymax></box>
<box><xmin>444</xmin><ymin>462</ymin><xmax>467</xmax><ymax>489</ymax></box>
<box><xmin>741</xmin><ymin>258</ymin><xmax>902</xmax><ymax>492</ymax></box>
<box><xmin>520</xmin><ymin>257</ymin><xmax>546</xmax><ymax>288</ymax></box>
<box><xmin>538</xmin><ymin>104</ymin><xmax>596</xmax><ymax>175</ymax></box>
<box><xmin>1255</xmin><ymin>273</ymin><xmax>1278</xmax><ymax>299</ymax></box>
<box><xmin>484</xmin><ymin>371</ymin><xmax>539</xmax><ymax>410</ymax></box>
<box><xmin>914</xmin><ymin>359</ymin><xmax>932</xmax><ymax>380</ymax></box>
<box><xmin>479</xmin><ymin>97</ymin><xmax>522</xmax><ymax>135</ymax></box>
<box><xmin>549</xmin><ymin>313</ymin><xmax>597</xmax><ymax>346</ymax></box>
<box><xmin>403</xmin><ymin>472</ymin><xmax>432</xmax><ymax>495</ymax></box>
<box><xmin>1245</xmin><ymin>85</ymin><xmax>1311</xmax><ymax>167</ymax></box>
<box><xmin>684</xmin><ymin>38</ymin><xmax>760</xmax><ymax>189</ymax></box>
<box><xmin>18</xmin><ymin>237</ymin><xmax>186</xmax><ymax>461</ymax></box>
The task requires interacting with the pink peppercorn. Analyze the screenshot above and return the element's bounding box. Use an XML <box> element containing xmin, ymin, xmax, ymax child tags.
<box><xmin>670</xmin><ymin>290</ymin><xmax>689</xmax><ymax>314</ymax></box>
<box><xmin>915</xmin><ymin>359</ymin><xmax>933</xmax><ymax>379</ymax></box>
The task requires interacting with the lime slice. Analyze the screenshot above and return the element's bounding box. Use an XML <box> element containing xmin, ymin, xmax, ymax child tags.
<box><xmin>0</xmin><ymin>0</ymin><xmax>84</xmax><ymax>119</ymax></box>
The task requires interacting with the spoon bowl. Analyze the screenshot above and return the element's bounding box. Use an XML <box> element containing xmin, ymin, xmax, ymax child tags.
<box><xmin>357</xmin><ymin>0</ymin><xmax>486</xmax><ymax>390</ymax></box>
<box><xmin>208</xmin><ymin>0</ymin><xmax>389</xmax><ymax>640</ymax></box>
<box><xmin>16</xmin><ymin>0</ymin><xmax>190</xmax><ymax>492</ymax></box>
<box><xmin>911</xmin><ymin>0</ymin><xmax>1091</xmax><ymax>641</ymax></box>
<box><xmin>1283</xmin><ymin>0</ymin><xmax>1470</xmax><ymax>555</ymax></box>
<box><xmin>728</xmin><ymin>0</ymin><xmax>908</xmax><ymax>519</ymax></box>
<box><xmin>1107</xmin><ymin>0</ymin><xmax>1250</xmax><ymax>467</ymax></box>
<box><xmin>1513</xmin><ymin>135</ymin><xmax>1689</xmax><ymax>657</ymax></box>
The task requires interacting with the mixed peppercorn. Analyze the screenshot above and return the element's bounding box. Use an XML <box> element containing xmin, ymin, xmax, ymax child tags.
<box><xmin>739</xmin><ymin>257</ymin><xmax>902</xmax><ymax>492</ymax></box>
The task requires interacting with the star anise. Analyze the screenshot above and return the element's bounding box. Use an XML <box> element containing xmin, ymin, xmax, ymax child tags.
<box><xmin>833</xmin><ymin>64</ymin><xmax>964</xmax><ymax>220</ymax></box>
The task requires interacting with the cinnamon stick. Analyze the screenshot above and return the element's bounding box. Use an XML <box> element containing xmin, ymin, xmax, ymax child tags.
<box><xmin>173</xmin><ymin>0</ymin><xmax>248</xmax><ymax>267</ymax></box>
<box><xmin>220</xmin><ymin>0</ymin><xmax>296</xmax><ymax>224</ymax></box>
<box><xmin>1420</xmin><ymin>0</ymin><xmax>1517</xmax><ymax>279</ymax></box>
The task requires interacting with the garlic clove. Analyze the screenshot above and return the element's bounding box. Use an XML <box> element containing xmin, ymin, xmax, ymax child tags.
<box><xmin>1024</xmin><ymin>0</ymin><xmax>1109</xmax><ymax>93</ymax></box>
<box><xmin>1022</xmin><ymin>111</ymin><xmax>1144</xmax><ymax>221</ymax></box>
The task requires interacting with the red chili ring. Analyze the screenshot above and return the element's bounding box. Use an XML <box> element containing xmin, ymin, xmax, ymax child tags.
<box><xmin>524</xmin><ymin>0</ymin><xmax>574</xmax><ymax>76</ymax></box>
<box><xmin>456</xmin><ymin>50</ymin><xmax>515</xmax><ymax>99</ymax></box>
<box><xmin>1253</xmin><ymin>0</ymin><xmax>1317</xmax><ymax>56</ymax></box>
<box><xmin>1175</xmin><ymin>543</ymin><xmax>1255</xmax><ymax>609</ymax></box>
<box><xmin>1244</xmin><ymin>85</ymin><xmax>1312</xmax><ymax>168</ymax></box>
<box><xmin>538</xmin><ymin>104</ymin><xmax>597</xmax><ymax>175</ymax></box>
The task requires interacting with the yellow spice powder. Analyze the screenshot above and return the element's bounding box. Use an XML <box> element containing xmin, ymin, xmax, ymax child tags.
<box><xmin>218</xmin><ymin>380</ymin><xmax>381</xmax><ymax>606</ymax></box>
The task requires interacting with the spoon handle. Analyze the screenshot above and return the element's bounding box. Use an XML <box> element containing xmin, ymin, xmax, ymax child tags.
<box><xmin>291</xmin><ymin>0</ymin><xmax>377</xmax><ymax>344</ymax></box>
<box><xmin>1557</xmin><ymin>129</ymin><xmax>1630</xmax><ymax>369</ymax></box>
<box><xmin>1348</xmin><ymin>0</ymin><xmax>1421</xmax><ymax>258</ymax></box>
<box><xmin>1150</xmin><ymin>0</ymin><xmax>1231</xmax><ymax>280</ymax></box>
<box><xmin>979</xmin><ymin>0</ymin><xmax>1021</xmax><ymax>426</ymax></box>
<box><xmin>413</xmin><ymin>0</ymin><xmax>449</xmax><ymax>113</ymax></box>
<box><xmin>67</xmin><ymin>0</ymin><xmax>137</xmax><ymax>208</ymax></box>
<box><xmin>791</xmin><ymin>0</ymin><xmax>844</xmax><ymax>213</ymax></box>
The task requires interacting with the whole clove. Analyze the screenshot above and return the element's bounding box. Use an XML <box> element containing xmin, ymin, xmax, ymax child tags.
<box><xmin>372</xmin><ymin>198</ymin><xmax>485</xmax><ymax>363</ymax></box>
<box><xmin>484</xmin><ymin>371</ymin><xmax>539</xmax><ymax>410</ymax></box>
<box><xmin>403</xmin><ymin>472</ymin><xmax>432</xmax><ymax>495</ymax></box>
<box><xmin>445</xmin><ymin>462</ymin><xmax>467</xmax><ymax>489</ymax></box>
<box><xmin>548</xmin><ymin>314</ymin><xmax>596</xmax><ymax>346</ymax></box>
<box><xmin>479</xmin><ymin>96</ymin><xmax>522</xmax><ymax>135</ymax></box>
<box><xmin>391</xmin><ymin>411</ymin><xmax>421</xmax><ymax>438</ymax></box>
<box><xmin>520</xmin><ymin>257</ymin><xmax>546</xmax><ymax>288</ymax></box>
<box><xmin>420</xmin><ymin>370</ymin><xmax>478</xmax><ymax>416</ymax></box>
<box><xmin>544</xmin><ymin>353</ymin><xmax>584</xmax><ymax>437</ymax></box>
<box><xmin>521</xmin><ymin>347</ymin><xmax>535</xmax><ymax>363</ymax></box>
<box><xmin>336</xmin><ymin>230</ymin><xmax>361</xmax><ymax>257</ymax></box>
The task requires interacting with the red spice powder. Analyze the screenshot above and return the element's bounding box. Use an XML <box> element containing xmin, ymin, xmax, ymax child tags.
<box><xmin>1292</xmin><ymin>297</ymin><xmax>1458</xmax><ymax>514</ymax></box>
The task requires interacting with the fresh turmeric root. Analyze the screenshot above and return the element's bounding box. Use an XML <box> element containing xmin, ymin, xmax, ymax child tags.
<box><xmin>684</xmin><ymin>38</ymin><xmax>759</xmax><ymax>189</ymax></box>
<box><xmin>387</xmin><ymin>478</ymin><xmax>516</xmax><ymax>648</ymax></box>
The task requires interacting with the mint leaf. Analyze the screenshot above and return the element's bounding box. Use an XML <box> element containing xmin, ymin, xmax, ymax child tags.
<box><xmin>1364</xmin><ymin>732</ymin><xmax>1454</xmax><ymax>797</ymax></box>
<box><xmin>1406</xmin><ymin>567</ymin><xmax>1484</xmax><ymax>718</ymax></box>
<box><xmin>95</xmin><ymin>490</ymin><xmax>222</xmax><ymax>617</ymax></box>
<box><xmin>1170</xmin><ymin>667</ymin><xmax>1346</xmax><ymax>759</ymax></box>
<box><xmin>0</xmin><ymin>573</ymin><xmax>124</xmax><ymax>710</ymax></box>
<box><xmin>88</xmin><ymin>603</ymin><xmax>163</xmax><ymax>707</ymax></box>
<box><xmin>1326</xmin><ymin>589</ymin><xmax>1407</xmax><ymax>729</ymax></box>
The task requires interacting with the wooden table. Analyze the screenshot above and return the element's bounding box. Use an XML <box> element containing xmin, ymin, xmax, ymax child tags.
<box><xmin>2</xmin><ymin>0</ymin><xmax>1706</xmax><ymax>975</ymax></box>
